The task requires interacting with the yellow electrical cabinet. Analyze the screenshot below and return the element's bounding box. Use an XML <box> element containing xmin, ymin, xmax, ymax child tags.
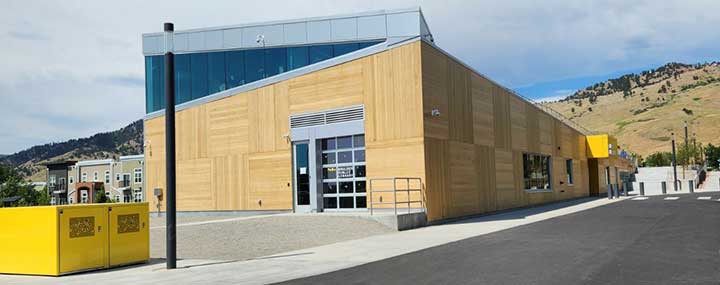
<box><xmin>0</xmin><ymin>203</ymin><xmax>149</xmax><ymax>276</ymax></box>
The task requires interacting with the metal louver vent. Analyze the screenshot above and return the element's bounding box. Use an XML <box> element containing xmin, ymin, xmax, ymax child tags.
<box><xmin>290</xmin><ymin>106</ymin><xmax>364</xmax><ymax>129</ymax></box>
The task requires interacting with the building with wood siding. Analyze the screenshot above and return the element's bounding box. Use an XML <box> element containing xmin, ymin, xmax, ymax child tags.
<box><xmin>141</xmin><ymin>8</ymin><xmax>634</xmax><ymax>222</ymax></box>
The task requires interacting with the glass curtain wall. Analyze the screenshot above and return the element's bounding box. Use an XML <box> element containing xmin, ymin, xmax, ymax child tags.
<box><xmin>145</xmin><ymin>40</ymin><xmax>383</xmax><ymax>113</ymax></box>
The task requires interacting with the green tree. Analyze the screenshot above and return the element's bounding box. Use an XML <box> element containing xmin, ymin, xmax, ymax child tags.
<box><xmin>705</xmin><ymin>144</ymin><xmax>720</xmax><ymax>169</ymax></box>
<box><xmin>37</xmin><ymin>186</ymin><xmax>51</xmax><ymax>205</ymax></box>
<box><xmin>643</xmin><ymin>152</ymin><xmax>673</xmax><ymax>167</ymax></box>
<box><xmin>0</xmin><ymin>165</ymin><xmax>49</xmax><ymax>207</ymax></box>
<box><xmin>676</xmin><ymin>142</ymin><xmax>701</xmax><ymax>168</ymax></box>
<box><xmin>94</xmin><ymin>184</ymin><xmax>111</xmax><ymax>203</ymax></box>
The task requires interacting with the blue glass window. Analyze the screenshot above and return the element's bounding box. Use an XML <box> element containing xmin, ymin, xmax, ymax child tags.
<box><xmin>208</xmin><ymin>52</ymin><xmax>226</xmax><ymax>94</ymax></box>
<box><xmin>333</xmin><ymin>43</ymin><xmax>359</xmax><ymax>56</ymax></box>
<box><xmin>287</xmin><ymin>46</ymin><xmax>308</xmax><ymax>70</ymax></box>
<box><xmin>226</xmin><ymin>50</ymin><xmax>245</xmax><ymax>89</ymax></box>
<box><xmin>144</xmin><ymin>57</ymin><xmax>153</xmax><ymax>113</ymax></box>
<box><xmin>309</xmin><ymin>45</ymin><xmax>333</xmax><ymax>64</ymax></box>
<box><xmin>190</xmin><ymin>53</ymin><xmax>208</xmax><ymax>99</ymax></box>
<box><xmin>145</xmin><ymin>55</ymin><xmax>164</xmax><ymax>113</ymax></box>
<box><xmin>175</xmin><ymin>54</ymin><xmax>192</xmax><ymax>104</ymax></box>
<box><xmin>245</xmin><ymin>49</ymin><xmax>265</xmax><ymax>83</ymax></box>
<box><xmin>264</xmin><ymin>48</ymin><xmax>287</xmax><ymax>78</ymax></box>
<box><xmin>145</xmin><ymin>40</ymin><xmax>384</xmax><ymax>113</ymax></box>
<box><xmin>358</xmin><ymin>41</ymin><xmax>379</xmax><ymax>49</ymax></box>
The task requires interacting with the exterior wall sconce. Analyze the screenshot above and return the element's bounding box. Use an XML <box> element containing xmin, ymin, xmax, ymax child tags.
<box><xmin>431</xmin><ymin>109</ymin><xmax>441</xmax><ymax>117</ymax></box>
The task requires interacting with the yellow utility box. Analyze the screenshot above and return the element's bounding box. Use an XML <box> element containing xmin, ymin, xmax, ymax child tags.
<box><xmin>0</xmin><ymin>203</ymin><xmax>149</xmax><ymax>276</ymax></box>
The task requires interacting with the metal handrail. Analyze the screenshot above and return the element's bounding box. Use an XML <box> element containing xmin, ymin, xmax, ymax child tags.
<box><xmin>369</xmin><ymin>177</ymin><xmax>424</xmax><ymax>216</ymax></box>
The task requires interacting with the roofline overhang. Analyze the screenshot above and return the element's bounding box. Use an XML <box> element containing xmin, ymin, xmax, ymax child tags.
<box><xmin>141</xmin><ymin>7</ymin><xmax>433</xmax><ymax>56</ymax></box>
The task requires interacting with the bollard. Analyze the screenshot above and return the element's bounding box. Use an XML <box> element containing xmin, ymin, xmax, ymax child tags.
<box><xmin>614</xmin><ymin>184</ymin><xmax>620</xmax><ymax>198</ymax></box>
<box><xmin>639</xmin><ymin>182</ymin><xmax>645</xmax><ymax>196</ymax></box>
<box><xmin>607</xmin><ymin>184</ymin><xmax>613</xmax><ymax>199</ymax></box>
<box><xmin>623</xmin><ymin>182</ymin><xmax>629</xmax><ymax>196</ymax></box>
<box><xmin>688</xmin><ymin>180</ymin><xmax>694</xmax><ymax>193</ymax></box>
<box><xmin>661</xmin><ymin>181</ymin><xmax>667</xmax><ymax>194</ymax></box>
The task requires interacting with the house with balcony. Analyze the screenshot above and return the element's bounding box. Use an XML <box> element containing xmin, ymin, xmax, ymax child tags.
<box><xmin>43</xmin><ymin>160</ymin><xmax>76</xmax><ymax>205</ymax></box>
<box><xmin>118</xmin><ymin>155</ymin><xmax>145</xmax><ymax>203</ymax></box>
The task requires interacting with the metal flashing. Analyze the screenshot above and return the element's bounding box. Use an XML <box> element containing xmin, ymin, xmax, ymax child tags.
<box><xmin>142</xmin><ymin>7</ymin><xmax>427</xmax><ymax>55</ymax></box>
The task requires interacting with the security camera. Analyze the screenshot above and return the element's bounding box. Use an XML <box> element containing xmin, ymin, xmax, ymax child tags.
<box><xmin>256</xmin><ymin>34</ymin><xmax>265</xmax><ymax>44</ymax></box>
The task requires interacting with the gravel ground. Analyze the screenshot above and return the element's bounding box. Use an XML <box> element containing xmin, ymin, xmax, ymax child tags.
<box><xmin>149</xmin><ymin>216</ymin><xmax>240</xmax><ymax>228</ymax></box>
<box><xmin>150</xmin><ymin>215</ymin><xmax>393</xmax><ymax>261</ymax></box>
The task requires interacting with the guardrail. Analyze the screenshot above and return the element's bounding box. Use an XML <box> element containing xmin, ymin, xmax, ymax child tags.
<box><xmin>369</xmin><ymin>177</ymin><xmax>424</xmax><ymax>216</ymax></box>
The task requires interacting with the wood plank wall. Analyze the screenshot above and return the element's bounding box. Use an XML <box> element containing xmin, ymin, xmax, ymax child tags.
<box><xmin>592</xmin><ymin>156</ymin><xmax>635</xmax><ymax>195</ymax></box>
<box><xmin>420</xmin><ymin>42</ymin><xmax>591</xmax><ymax>221</ymax></box>
<box><xmin>144</xmin><ymin>42</ymin><xmax>426</xmax><ymax>212</ymax></box>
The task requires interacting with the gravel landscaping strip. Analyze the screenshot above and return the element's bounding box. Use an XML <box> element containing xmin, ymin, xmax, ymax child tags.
<box><xmin>151</xmin><ymin>215</ymin><xmax>393</xmax><ymax>261</ymax></box>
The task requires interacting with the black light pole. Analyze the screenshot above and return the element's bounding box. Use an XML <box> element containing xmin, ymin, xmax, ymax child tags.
<box><xmin>671</xmin><ymin>132</ymin><xmax>678</xmax><ymax>192</ymax></box>
<box><xmin>693</xmin><ymin>133</ymin><xmax>697</xmax><ymax>166</ymax></box>
<box><xmin>163</xmin><ymin>22</ymin><xmax>177</xmax><ymax>270</ymax></box>
<box><xmin>683</xmin><ymin>121</ymin><xmax>688</xmax><ymax>179</ymax></box>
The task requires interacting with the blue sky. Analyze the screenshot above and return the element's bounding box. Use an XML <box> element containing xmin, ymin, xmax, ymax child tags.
<box><xmin>515</xmin><ymin>67</ymin><xmax>650</xmax><ymax>102</ymax></box>
<box><xmin>1</xmin><ymin>0</ymin><xmax>719</xmax><ymax>154</ymax></box>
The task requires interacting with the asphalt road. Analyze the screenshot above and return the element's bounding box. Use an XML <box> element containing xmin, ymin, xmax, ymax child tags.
<box><xmin>280</xmin><ymin>193</ymin><xmax>720</xmax><ymax>285</ymax></box>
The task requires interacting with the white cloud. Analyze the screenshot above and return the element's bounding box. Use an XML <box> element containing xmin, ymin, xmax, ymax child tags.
<box><xmin>1</xmin><ymin>0</ymin><xmax>719</xmax><ymax>153</ymax></box>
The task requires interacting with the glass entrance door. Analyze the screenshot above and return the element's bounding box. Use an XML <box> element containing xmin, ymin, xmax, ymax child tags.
<box><xmin>293</xmin><ymin>141</ymin><xmax>311</xmax><ymax>212</ymax></box>
<box><xmin>321</xmin><ymin>135</ymin><xmax>366</xmax><ymax>210</ymax></box>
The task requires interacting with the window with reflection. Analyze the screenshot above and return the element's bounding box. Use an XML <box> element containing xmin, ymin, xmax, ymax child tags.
<box><xmin>145</xmin><ymin>40</ymin><xmax>384</xmax><ymax>113</ymax></box>
<box><xmin>245</xmin><ymin>49</ymin><xmax>265</xmax><ymax>82</ymax></box>
<box><xmin>264</xmin><ymin>48</ymin><xmax>287</xmax><ymax>77</ymax></box>
<box><xmin>226</xmin><ymin>50</ymin><xmax>245</xmax><ymax>89</ymax></box>
<box><xmin>320</xmin><ymin>134</ymin><xmax>367</xmax><ymax>209</ymax></box>
<box><xmin>287</xmin><ymin>46</ymin><xmax>308</xmax><ymax>70</ymax></box>
<box><xmin>190</xmin><ymin>53</ymin><xmax>208</xmax><ymax>99</ymax></box>
<box><xmin>175</xmin><ymin>54</ymin><xmax>192</xmax><ymax>104</ymax></box>
<box><xmin>523</xmin><ymin>153</ymin><xmax>551</xmax><ymax>191</ymax></box>
<box><xmin>309</xmin><ymin>45</ymin><xmax>333</xmax><ymax>64</ymax></box>
<box><xmin>208</xmin><ymin>52</ymin><xmax>227</xmax><ymax>94</ymax></box>
<box><xmin>333</xmin><ymin>43</ymin><xmax>359</xmax><ymax>56</ymax></box>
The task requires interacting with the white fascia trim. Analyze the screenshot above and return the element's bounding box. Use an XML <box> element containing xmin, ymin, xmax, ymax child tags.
<box><xmin>144</xmin><ymin>36</ymin><xmax>420</xmax><ymax>121</ymax></box>
<box><xmin>119</xmin><ymin>154</ymin><xmax>144</xmax><ymax>161</ymax></box>
<box><xmin>141</xmin><ymin>7</ymin><xmax>421</xmax><ymax>37</ymax></box>
<box><xmin>76</xmin><ymin>159</ymin><xmax>115</xmax><ymax>167</ymax></box>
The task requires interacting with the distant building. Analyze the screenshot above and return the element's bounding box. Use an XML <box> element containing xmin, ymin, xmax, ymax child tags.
<box><xmin>43</xmin><ymin>160</ymin><xmax>76</xmax><ymax>205</ymax></box>
<box><xmin>118</xmin><ymin>155</ymin><xmax>145</xmax><ymax>203</ymax></box>
<box><xmin>45</xmin><ymin>155</ymin><xmax>145</xmax><ymax>205</ymax></box>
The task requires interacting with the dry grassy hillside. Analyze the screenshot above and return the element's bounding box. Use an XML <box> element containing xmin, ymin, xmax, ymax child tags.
<box><xmin>0</xmin><ymin>120</ymin><xmax>143</xmax><ymax>182</ymax></box>
<box><xmin>544</xmin><ymin>63</ymin><xmax>720</xmax><ymax>158</ymax></box>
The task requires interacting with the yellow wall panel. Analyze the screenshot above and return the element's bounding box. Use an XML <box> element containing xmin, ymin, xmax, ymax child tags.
<box><xmin>0</xmin><ymin>206</ymin><xmax>58</xmax><ymax>275</ymax></box>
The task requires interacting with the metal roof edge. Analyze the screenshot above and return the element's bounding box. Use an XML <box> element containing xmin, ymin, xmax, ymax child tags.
<box><xmin>142</xmin><ymin>7</ymin><xmax>422</xmax><ymax>37</ymax></box>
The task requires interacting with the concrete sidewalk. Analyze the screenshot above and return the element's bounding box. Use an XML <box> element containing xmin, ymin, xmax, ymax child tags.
<box><xmin>0</xmin><ymin>197</ymin><xmax>624</xmax><ymax>285</ymax></box>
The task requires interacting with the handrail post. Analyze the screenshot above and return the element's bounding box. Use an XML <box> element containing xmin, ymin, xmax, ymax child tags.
<box><xmin>369</xmin><ymin>179</ymin><xmax>373</xmax><ymax>216</ymax></box>
<box><xmin>406</xmin><ymin>178</ymin><xmax>410</xmax><ymax>214</ymax></box>
<box><xmin>393</xmin><ymin>178</ymin><xmax>398</xmax><ymax>216</ymax></box>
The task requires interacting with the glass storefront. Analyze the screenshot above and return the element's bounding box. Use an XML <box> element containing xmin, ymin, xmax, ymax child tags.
<box><xmin>321</xmin><ymin>135</ymin><xmax>366</xmax><ymax>209</ymax></box>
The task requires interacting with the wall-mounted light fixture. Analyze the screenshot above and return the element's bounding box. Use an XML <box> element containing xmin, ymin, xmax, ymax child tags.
<box><xmin>431</xmin><ymin>109</ymin><xmax>441</xmax><ymax>117</ymax></box>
